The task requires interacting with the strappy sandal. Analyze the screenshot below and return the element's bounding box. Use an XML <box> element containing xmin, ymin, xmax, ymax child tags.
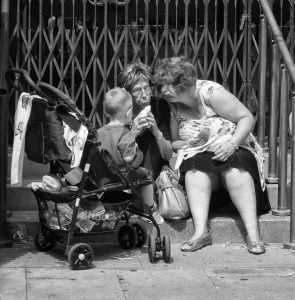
<box><xmin>246</xmin><ymin>236</ymin><xmax>266</xmax><ymax>255</ymax></box>
<box><xmin>181</xmin><ymin>230</ymin><xmax>212</xmax><ymax>252</ymax></box>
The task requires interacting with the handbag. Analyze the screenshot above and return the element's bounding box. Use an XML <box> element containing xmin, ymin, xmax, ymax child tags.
<box><xmin>155</xmin><ymin>165</ymin><xmax>190</xmax><ymax>221</ymax></box>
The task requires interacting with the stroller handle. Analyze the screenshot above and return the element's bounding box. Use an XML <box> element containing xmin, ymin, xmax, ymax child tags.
<box><xmin>38</xmin><ymin>82</ymin><xmax>75</xmax><ymax>105</ymax></box>
<box><xmin>5</xmin><ymin>68</ymin><xmax>48</xmax><ymax>99</ymax></box>
<box><xmin>38</xmin><ymin>82</ymin><xmax>83</xmax><ymax>115</ymax></box>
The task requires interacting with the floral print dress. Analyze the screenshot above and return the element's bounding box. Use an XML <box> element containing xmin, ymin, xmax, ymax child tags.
<box><xmin>171</xmin><ymin>80</ymin><xmax>266</xmax><ymax>191</ymax></box>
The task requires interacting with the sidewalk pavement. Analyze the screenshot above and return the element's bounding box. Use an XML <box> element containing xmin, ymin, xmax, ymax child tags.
<box><xmin>1</xmin><ymin>241</ymin><xmax>295</xmax><ymax>300</ymax></box>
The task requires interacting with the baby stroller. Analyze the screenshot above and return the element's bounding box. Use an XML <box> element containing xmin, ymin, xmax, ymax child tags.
<box><xmin>6</xmin><ymin>68</ymin><xmax>171</xmax><ymax>269</ymax></box>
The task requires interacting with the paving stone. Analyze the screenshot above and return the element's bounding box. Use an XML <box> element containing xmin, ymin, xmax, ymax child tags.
<box><xmin>205</xmin><ymin>267</ymin><xmax>295</xmax><ymax>299</ymax></box>
<box><xmin>117</xmin><ymin>268</ymin><xmax>219</xmax><ymax>300</ymax></box>
<box><xmin>0</xmin><ymin>268</ymin><xmax>26</xmax><ymax>300</ymax></box>
<box><xmin>26</xmin><ymin>268</ymin><xmax>125</xmax><ymax>300</ymax></box>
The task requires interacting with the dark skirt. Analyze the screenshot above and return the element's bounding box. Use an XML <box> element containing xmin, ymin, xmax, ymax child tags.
<box><xmin>179</xmin><ymin>148</ymin><xmax>271</xmax><ymax>216</ymax></box>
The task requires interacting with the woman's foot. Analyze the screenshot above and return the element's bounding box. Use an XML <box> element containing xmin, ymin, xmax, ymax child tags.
<box><xmin>246</xmin><ymin>235</ymin><xmax>266</xmax><ymax>255</ymax></box>
<box><xmin>181</xmin><ymin>230</ymin><xmax>212</xmax><ymax>252</ymax></box>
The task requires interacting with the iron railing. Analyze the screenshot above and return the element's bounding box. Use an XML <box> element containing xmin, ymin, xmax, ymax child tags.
<box><xmin>259</xmin><ymin>0</ymin><xmax>295</xmax><ymax>249</ymax></box>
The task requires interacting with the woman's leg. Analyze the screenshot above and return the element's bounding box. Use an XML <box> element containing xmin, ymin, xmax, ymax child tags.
<box><xmin>185</xmin><ymin>170</ymin><xmax>218</xmax><ymax>240</ymax></box>
<box><xmin>221</xmin><ymin>167</ymin><xmax>261</xmax><ymax>241</ymax></box>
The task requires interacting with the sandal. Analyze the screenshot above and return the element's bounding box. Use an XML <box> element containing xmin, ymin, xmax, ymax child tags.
<box><xmin>246</xmin><ymin>236</ymin><xmax>266</xmax><ymax>255</ymax></box>
<box><xmin>181</xmin><ymin>230</ymin><xmax>212</xmax><ymax>252</ymax></box>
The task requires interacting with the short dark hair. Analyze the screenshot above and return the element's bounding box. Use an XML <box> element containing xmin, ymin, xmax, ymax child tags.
<box><xmin>103</xmin><ymin>87</ymin><xmax>131</xmax><ymax>119</ymax></box>
<box><xmin>152</xmin><ymin>57</ymin><xmax>197</xmax><ymax>94</ymax></box>
<box><xmin>118</xmin><ymin>61</ymin><xmax>151</xmax><ymax>92</ymax></box>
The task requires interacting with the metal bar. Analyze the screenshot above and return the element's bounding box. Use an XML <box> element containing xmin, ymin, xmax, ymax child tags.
<box><xmin>71</xmin><ymin>0</ymin><xmax>75</xmax><ymax>100</ymax></box>
<box><xmin>60</xmin><ymin>0</ymin><xmax>65</xmax><ymax>91</ymax></box>
<box><xmin>233</xmin><ymin>0</ymin><xmax>237</xmax><ymax>94</ymax></box>
<box><xmin>213</xmin><ymin>0</ymin><xmax>218</xmax><ymax>80</ymax></box>
<box><xmin>164</xmin><ymin>0</ymin><xmax>169</xmax><ymax>57</ymax></box>
<box><xmin>223</xmin><ymin>0</ymin><xmax>228</xmax><ymax>87</ymax></box>
<box><xmin>92</xmin><ymin>1</ymin><xmax>97</xmax><ymax>116</ymax></box>
<box><xmin>82</xmin><ymin>0</ymin><xmax>87</xmax><ymax>113</ymax></box>
<box><xmin>273</xmin><ymin>64</ymin><xmax>290</xmax><ymax>216</ymax></box>
<box><xmin>27</xmin><ymin>0</ymin><xmax>32</xmax><ymax>75</ymax></box>
<box><xmin>246</xmin><ymin>0</ymin><xmax>252</xmax><ymax>108</ymax></box>
<box><xmin>267</xmin><ymin>41</ymin><xmax>280</xmax><ymax>183</ymax></box>
<box><xmin>38</xmin><ymin>0</ymin><xmax>43</xmax><ymax>82</ymax></box>
<box><xmin>144</xmin><ymin>0</ymin><xmax>149</xmax><ymax>65</ymax></box>
<box><xmin>257</xmin><ymin>13</ymin><xmax>267</xmax><ymax>146</ymax></box>
<box><xmin>0</xmin><ymin>0</ymin><xmax>12</xmax><ymax>248</ymax></box>
<box><xmin>124</xmin><ymin>1</ymin><xmax>128</xmax><ymax>66</ymax></box>
<box><xmin>204</xmin><ymin>0</ymin><xmax>208</xmax><ymax>79</ymax></box>
<box><xmin>259</xmin><ymin>0</ymin><xmax>295</xmax><ymax>86</ymax></box>
<box><xmin>241</xmin><ymin>3</ymin><xmax>247</xmax><ymax>104</ymax></box>
<box><xmin>184</xmin><ymin>0</ymin><xmax>189</xmax><ymax>57</ymax></box>
<box><xmin>49</xmin><ymin>0</ymin><xmax>54</xmax><ymax>84</ymax></box>
<box><xmin>285</xmin><ymin>91</ymin><xmax>295</xmax><ymax>249</ymax></box>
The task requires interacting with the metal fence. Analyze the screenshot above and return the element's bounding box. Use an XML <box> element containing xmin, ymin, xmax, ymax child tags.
<box><xmin>6</xmin><ymin>0</ymin><xmax>295</xmax><ymax>136</ymax></box>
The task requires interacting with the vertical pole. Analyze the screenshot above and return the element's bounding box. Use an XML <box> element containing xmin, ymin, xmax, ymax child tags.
<box><xmin>257</xmin><ymin>14</ymin><xmax>267</xmax><ymax>146</ymax></box>
<box><xmin>0</xmin><ymin>0</ymin><xmax>12</xmax><ymax>247</ymax></box>
<box><xmin>284</xmin><ymin>91</ymin><xmax>295</xmax><ymax>250</ymax></box>
<box><xmin>267</xmin><ymin>41</ymin><xmax>280</xmax><ymax>183</ymax></box>
<box><xmin>272</xmin><ymin>64</ymin><xmax>290</xmax><ymax>216</ymax></box>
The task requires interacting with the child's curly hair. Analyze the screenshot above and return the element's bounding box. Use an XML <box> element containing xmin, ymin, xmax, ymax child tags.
<box><xmin>151</xmin><ymin>57</ymin><xmax>197</xmax><ymax>94</ymax></box>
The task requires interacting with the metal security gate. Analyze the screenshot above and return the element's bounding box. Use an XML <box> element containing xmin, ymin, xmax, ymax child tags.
<box><xmin>6</xmin><ymin>0</ymin><xmax>295</xmax><ymax>138</ymax></box>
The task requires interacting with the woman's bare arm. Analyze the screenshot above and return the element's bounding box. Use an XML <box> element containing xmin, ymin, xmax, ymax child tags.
<box><xmin>208</xmin><ymin>87</ymin><xmax>255</xmax><ymax>160</ymax></box>
<box><xmin>147</xmin><ymin>112</ymin><xmax>173</xmax><ymax>161</ymax></box>
<box><xmin>209</xmin><ymin>87</ymin><xmax>255</xmax><ymax>146</ymax></box>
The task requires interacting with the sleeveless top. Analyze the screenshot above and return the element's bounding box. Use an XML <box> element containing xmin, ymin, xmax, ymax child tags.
<box><xmin>170</xmin><ymin>80</ymin><xmax>266</xmax><ymax>190</ymax></box>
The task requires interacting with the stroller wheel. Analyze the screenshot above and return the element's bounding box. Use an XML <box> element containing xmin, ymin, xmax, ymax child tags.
<box><xmin>132</xmin><ymin>223</ymin><xmax>147</xmax><ymax>247</ymax></box>
<box><xmin>118</xmin><ymin>224</ymin><xmax>137</xmax><ymax>249</ymax></box>
<box><xmin>68</xmin><ymin>243</ymin><xmax>94</xmax><ymax>270</ymax></box>
<box><xmin>148</xmin><ymin>233</ymin><xmax>157</xmax><ymax>263</ymax></box>
<box><xmin>34</xmin><ymin>232</ymin><xmax>55</xmax><ymax>252</ymax></box>
<box><xmin>162</xmin><ymin>235</ymin><xmax>171</xmax><ymax>263</ymax></box>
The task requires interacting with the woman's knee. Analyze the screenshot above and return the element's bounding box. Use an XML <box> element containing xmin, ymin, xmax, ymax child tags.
<box><xmin>185</xmin><ymin>170</ymin><xmax>219</xmax><ymax>192</ymax></box>
<box><xmin>221</xmin><ymin>167</ymin><xmax>253</xmax><ymax>188</ymax></box>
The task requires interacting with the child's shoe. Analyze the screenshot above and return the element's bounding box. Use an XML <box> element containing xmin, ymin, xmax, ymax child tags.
<box><xmin>150</xmin><ymin>204</ymin><xmax>164</xmax><ymax>225</ymax></box>
<box><xmin>138</xmin><ymin>204</ymin><xmax>164</xmax><ymax>225</ymax></box>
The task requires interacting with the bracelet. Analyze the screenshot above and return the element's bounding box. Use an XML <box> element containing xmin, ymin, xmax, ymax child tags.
<box><xmin>155</xmin><ymin>131</ymin><xmax>163</xmax><ymax>141</ymax></box>
<box><xmin>228</xmin><ymin>140</ymin><xmax>239</xmax><ymax>150</ymax></box>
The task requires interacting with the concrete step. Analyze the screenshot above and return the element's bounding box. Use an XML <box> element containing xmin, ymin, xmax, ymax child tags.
<box><xmin>7</xmin><ymin>182</ymin><xmax>282</xmax><ymax>212</ymax></box>
<box><xmin>7</xmin><ymin>211</ymin><xmax>290</xmax><ymax>244</ymax></box>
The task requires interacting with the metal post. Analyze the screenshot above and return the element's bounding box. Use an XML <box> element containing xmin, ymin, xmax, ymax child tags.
<box><xmin>272</xmin><ymin>64</ymin><xmax>290</xmax><ymax>216</ymax></box>
<box><xmin>267</xmin><ymin>41</ymin><xmax>280</xmax><ymax>183</ymax></box>
<box><xmin>0</xmin><ymin>0</ymin><xmax>12</xmax><ymax>247</ymax></box>
<box><xmin>284</xmin><ymin>91</ymin><xmax>295</xmax><ymax>250</ymax></box>
<box><xmin>259</xmin><ymin>0</ymin><xmax>295</xmax><ymax>85</ymax></box>
<box><xmin>257</xmin><ymin>14</ymin><xmax>267</xmax><ymax>146</ymax></box>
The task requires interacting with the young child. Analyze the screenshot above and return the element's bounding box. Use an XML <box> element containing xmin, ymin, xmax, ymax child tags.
<box><xmin>96</xmin><ymin>87</ymin><xmax>164</xmax><ymax>225</ymax></box>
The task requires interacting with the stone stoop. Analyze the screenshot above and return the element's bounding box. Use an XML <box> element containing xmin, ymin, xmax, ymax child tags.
<box><xmin>7</xmin><ymin>211</ymin><xmax>290</xmax><ymax>244</ymax></box>
<box><xmin>6</xmin><ymin>149</ymin><xmax>291</xmax><ymax>244</ymax></box>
